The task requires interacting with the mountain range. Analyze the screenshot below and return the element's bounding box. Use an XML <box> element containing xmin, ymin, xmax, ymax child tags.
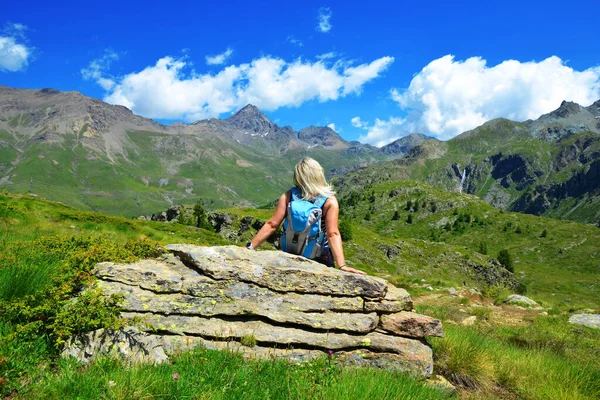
<box><xmin>0</xmin><ymin>86</ymin><xmax>430</xmax><ymax>215</ymax></box>
<box><xmin>1</xmin><ymin>85</ymin><xmax>599</xmax><ymax>224</ymax></box>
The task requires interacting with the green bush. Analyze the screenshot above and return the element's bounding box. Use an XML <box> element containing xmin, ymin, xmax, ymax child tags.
<box><xmin>478</xmin><ymin>241</ymin><xmax>488</xmax><ymax>255</ymax></box>
<box><xmin>0</xmin><ymin>236</ymin><xmax>162</xmax><ymax>347</ymax></box>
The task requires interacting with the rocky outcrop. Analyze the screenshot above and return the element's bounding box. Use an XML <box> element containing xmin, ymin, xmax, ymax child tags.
<box><xmin>65</xmin><ymin>245</ymin><xmax>442</xmax><ymax>376</ymax></box>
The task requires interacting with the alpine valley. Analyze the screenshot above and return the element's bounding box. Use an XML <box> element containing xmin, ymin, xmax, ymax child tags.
<box><xmin>1</xmin><ymin>86</ymin><xmax>598</xmax><ymax>226</ymax></box>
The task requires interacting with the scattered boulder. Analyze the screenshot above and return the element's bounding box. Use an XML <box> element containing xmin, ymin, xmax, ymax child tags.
<box><xmin>380</xmin><ymin>312</ymin><xmax>444</xmax><ymax>338</ymax></box>
<box><xmin>66</xmin><ymin>245</ymin><xmax>443</xmax><ymax>377</ymax></box>
<box><xmin>377</xmin><ymin>244</ymin><xmax>401</xmax><ymax>259</ymax></box>
<box><xmin>505</xmin><ymin>295</ymin><xmax>539</xmax><ymax>307</ymax></box>
<box><xmin>461</xmin><ymin>316</ymin><xmax>477</xmax><ymax>326</ymax></box>
<box><xmin>447</xmin><ymin>287</ymin><xmax>458</xmax><ymax>296</ymax></box>
<box><xmin>568</xmin><ymin>314</ymin><xmax>600</xmax><ymax>329</ymax></box>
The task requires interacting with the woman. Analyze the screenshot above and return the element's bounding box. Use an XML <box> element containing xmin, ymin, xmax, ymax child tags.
<box><xmin>246</xmin><ymin>157</ymin><xmax>365</xmax><ymax>275</ymax></box>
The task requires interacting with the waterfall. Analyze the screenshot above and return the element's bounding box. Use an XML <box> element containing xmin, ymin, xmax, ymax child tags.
<box><xmin>459</xmin><ymin>168</ymin><xmax>467</xmax><ymax>193</ymax></box>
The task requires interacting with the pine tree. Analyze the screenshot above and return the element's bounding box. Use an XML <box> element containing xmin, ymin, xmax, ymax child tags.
<box><xmin>339</xmin><ymin>218</ymin><xmax>353</xmax><ymax>241</ymax></box>
<box><xmin>497</xmin><ymin>249</ymin><xmax>514</xmax><ymax>272</ymax></box>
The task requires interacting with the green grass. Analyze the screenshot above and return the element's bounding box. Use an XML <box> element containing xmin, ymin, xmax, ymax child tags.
<box><xmin>15</xmin><ymin>348</ymin><xmax>451</xmax><ymax>400</ymax></box>
<box><xmin>417</xmin><ymin>305</ymin><xmax>600</xmax><ymax>400</ymax></box>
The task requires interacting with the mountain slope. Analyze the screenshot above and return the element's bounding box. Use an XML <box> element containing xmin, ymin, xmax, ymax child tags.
<box><xmin>0</xmin><ymin>86</ymin><xmax>427</xmax><ymax>216</ymax></box>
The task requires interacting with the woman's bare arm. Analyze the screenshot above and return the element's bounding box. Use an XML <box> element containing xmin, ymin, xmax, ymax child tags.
<box><xmin>324</xmin><ymin>196</ymin><xmax>366</xmax><ymax>275</ymax></box>
<box><xmin>249</xmin><ymin>191</ymin><xmax>289</xmax><ymax>249</ymax></box>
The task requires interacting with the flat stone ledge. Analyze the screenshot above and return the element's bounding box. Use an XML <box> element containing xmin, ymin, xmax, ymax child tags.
<box><xmin>166</xmin><ymin>244</ymin><xmax>388</xmax><ymax>299</ymax></box>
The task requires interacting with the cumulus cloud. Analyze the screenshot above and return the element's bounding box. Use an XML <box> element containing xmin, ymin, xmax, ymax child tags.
<box><xmin>92</xmin><ymin>54</ymin><xmax>393</xmax><ymax>122</ymax></box>
<box><xmin>0</xmin><ymin>22</ymin><xmax>33</xmax><ymax>72</ymax></box>
<box><xmin>359</xmin><ymin>55</ymin><xmax>600</xmax><ymax>146</ymax></box>
<box><xmin>317</xmin><ymin>8</ymin><xmax>332</xmax><ymax>33</ymax></box>
<box><xmin>205</xmin><ymin>48</ymin><xmax>233</xmax><ymax>65</ymax></box>
<box><xmin>81</xmin><ymin>50</ymin><xmax>119</xmax><ymax>90</ymax></box>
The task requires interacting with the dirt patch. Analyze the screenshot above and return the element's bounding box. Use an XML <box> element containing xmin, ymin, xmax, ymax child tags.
<box><xmin>415</xmin><ymin>290</ymin><xmax>540</xmax><ymax>327</ymax></box>
<box><xmin>236</xmin><ymin>159</ymin><xmax>252</xmax><ymax>167</ymax></box>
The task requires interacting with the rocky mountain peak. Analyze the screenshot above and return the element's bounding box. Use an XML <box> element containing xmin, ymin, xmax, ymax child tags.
<box><xmin>551</xmin><ymin>100</ymin><xmax>584</xmax><ymax>119</ymax></box>
<box><xmin>530</xmin><ymin>99</ymin><xmax>599</xmax><ymax>141</ymax></box>
<box><xmin>225</xmin><ymin>104</ymin><xmax>275</xmax><ymax>133</ymax></box>
<box><xmin>380</xmin><ymin>133</ymin><xmax>434</xmax><ymax>155</ymax></box>
<box><xmin>298</xmin><ymin>126</ymin><xmax>346</xmax><ymax>148</ymax></box>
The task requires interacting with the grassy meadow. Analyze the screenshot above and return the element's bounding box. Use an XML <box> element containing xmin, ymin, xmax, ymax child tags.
<box><xmin>1</xmin><ymin>189</ymin><xmax>599</xmax><ymax>399</ymax></box>
<box><xmin>0</xmin><ymin>193</ymin><xmax>450</xmax><ymax>399</ymax></box>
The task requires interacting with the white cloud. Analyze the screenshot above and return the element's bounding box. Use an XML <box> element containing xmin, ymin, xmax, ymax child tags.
<box><xmin>351</xmin><ymin>116</ymin><xmax>366</xmax><ymax>128</ymax></box>
<box><xmin>92</xmin><ymin>54</ymin><xmax>393</xmax><ymax>122</ymax></box>
<box><xmin>358</xmin><ymin>117</ymin><xmax>407</xmax><ymax>147</ymax></box>
<box><xmin>81</xmin><ymin>50</ymin><xmax>119</xmax><ymax>90</ymax></box>
<box><xmin>0</xmin><ymin>23</ymin><xmax>33</xmax><ymax>72</ymax></box>
<box><xmin>287</xmin><ymin>36</ymin><xmax>303</xmax><ymax>47</ymax></box>
<box><xmin>360</xmin><ymin>55</ymin><xmax>600</xmax><ymax>145</ymax></box>
<box><xmin>205</xmin><ymin>48</ymin><xmax>233</xmax><ymax>65</ymax></box>
<box><xmin>317</xmin><ymin>8</ymin><xmax>332</xmax><ymax>33</ymax></box>
<box><xmin>327</xmin><ymin>123</ymin><xmax>339</xmax><ymax>132</ymax></box>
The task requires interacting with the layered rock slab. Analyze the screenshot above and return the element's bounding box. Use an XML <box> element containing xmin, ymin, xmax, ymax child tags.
<box><xmin>166</xmin><ymin>244</ymin><xmax>388</xmax><ymax>298</ymax></box>
<box><xmin>71</xmin><ymin>245</ymin><xmax>442</xmax><ymax>377</ymax></box>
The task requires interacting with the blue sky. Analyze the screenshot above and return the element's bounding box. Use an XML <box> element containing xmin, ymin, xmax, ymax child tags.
<box><xmin>1</xmin><ymin>0</ymin><xmax>600</xmax><ymax>145</ymax></box>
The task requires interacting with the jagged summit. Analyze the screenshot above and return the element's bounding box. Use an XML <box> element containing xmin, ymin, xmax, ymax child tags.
<box><xmin>547</xmin><ymin>100</ymin><xmax>584</xmax><ymax>119</ymax></box>
<box><xmin>530</xmin><ymin>99</ymin><xmax>599</xmax><ymax>141</ymax></box>
<box><xmin>225</xmin><ymin>104</ymin><xmax>275</xmax><ymax>133</ymax></box>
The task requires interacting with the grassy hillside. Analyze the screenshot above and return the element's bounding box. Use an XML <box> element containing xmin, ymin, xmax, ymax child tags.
<box><xmin>333</xmin><ymin>179</ymin><xmax>600</xmax><ymax>308</ymax></box>
<box><xmin>1</xmin><ymin>191</ymin><xmax>599</xmax><ymax>399</ymax></box>
<box><xmin>0</xmin><ymin>193</ymin><xmax>450</xmax><ymax>399</ymax></box>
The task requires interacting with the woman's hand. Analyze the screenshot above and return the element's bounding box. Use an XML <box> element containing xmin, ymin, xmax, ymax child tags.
<box><xmin>340</xmin><ymin>265</ymin><xmax>366</xmax><ymax>275</ymax></box>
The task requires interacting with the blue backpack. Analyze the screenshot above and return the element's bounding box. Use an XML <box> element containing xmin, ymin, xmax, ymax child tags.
<box><xmin>281</xmin><ymin>187</ymin><xmax>328</xmax><ymax>259</ymax></box>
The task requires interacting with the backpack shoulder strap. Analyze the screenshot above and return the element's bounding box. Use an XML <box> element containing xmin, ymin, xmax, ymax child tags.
<box><xmin>313</xmin><ymin>194</ymin><xmax>328</xmax><ymax>208</ymax></box>
<box><xmin>290</xmin><ymin>187</ymin><xmax>302</xmax><ymax>201</ymax></box>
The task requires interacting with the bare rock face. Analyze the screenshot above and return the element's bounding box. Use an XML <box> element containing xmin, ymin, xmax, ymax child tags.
<box><xmin>64</xmin><ymin>245</ymin><xmax>442</xmax><ymax>377</ymax></box>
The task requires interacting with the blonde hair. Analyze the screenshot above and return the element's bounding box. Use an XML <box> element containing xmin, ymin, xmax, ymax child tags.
<box><xmin>293</xmin><ymin>157</ymin><xmax>335</xmax><ymax>199</ymax></box>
